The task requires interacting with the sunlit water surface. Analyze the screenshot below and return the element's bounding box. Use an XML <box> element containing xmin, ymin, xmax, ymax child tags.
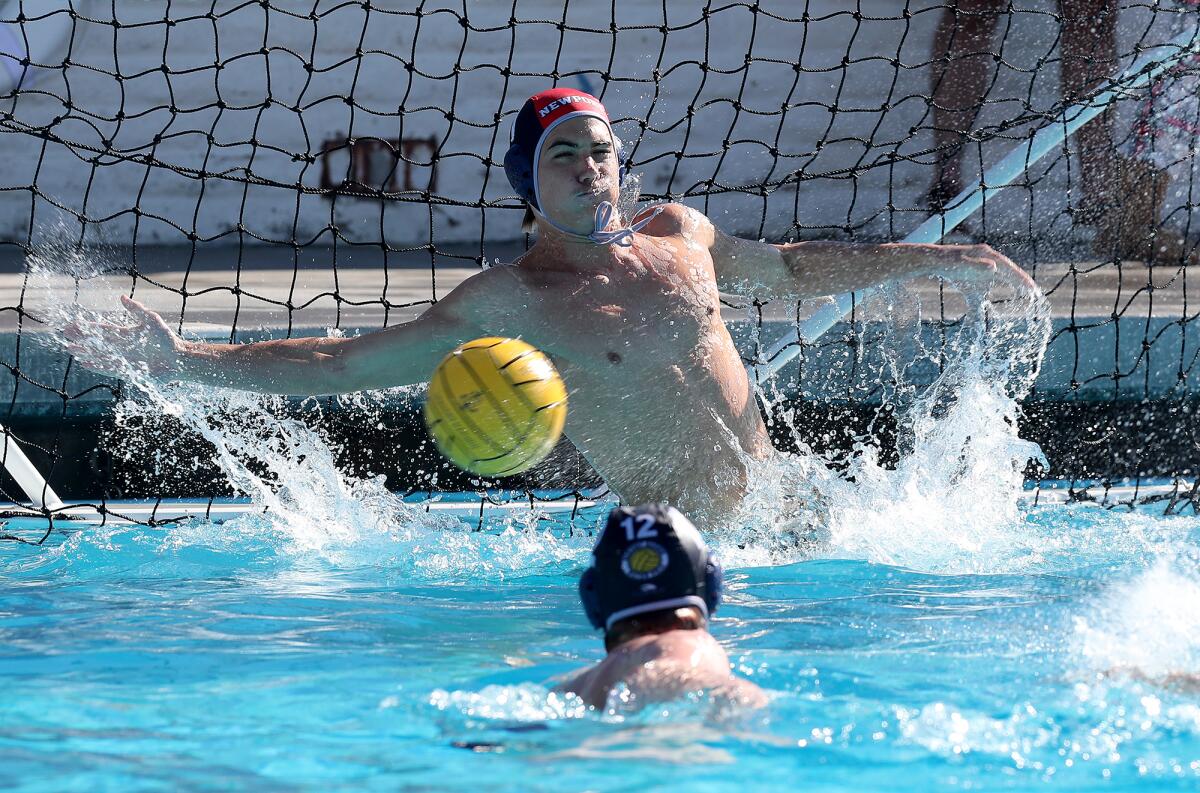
<box><xmin>2</xmin><ymin>498</ymin><xmax>1199</xmax><ymax>791</ymax></box>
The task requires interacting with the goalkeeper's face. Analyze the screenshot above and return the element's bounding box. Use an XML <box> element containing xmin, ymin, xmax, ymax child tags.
<box><xmin>536</xmin><ymin>116</ymin><xmax>621</xmax><ymax>232</ymax></box>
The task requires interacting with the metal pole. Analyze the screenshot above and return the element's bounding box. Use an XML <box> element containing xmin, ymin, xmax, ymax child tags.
<box><xmin>749</xmin><ymin>23</ymin><xmax>1200</xmax><ymax>383</ymax></box>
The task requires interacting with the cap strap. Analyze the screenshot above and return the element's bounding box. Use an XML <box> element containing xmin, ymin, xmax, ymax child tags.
<box><xmin>588</xmin><ymin>202</ymin><xmax>663</xmax><ymax>247</ymax></box>
<box><xmin>603</xmin><ymin>595</ymin><xmax>709</xmax><ymax>631</ymax></box>
<box><xmin>532</xmin><ymin>201</ymin><xmax>663</xmax><ymax>248</ymax></box>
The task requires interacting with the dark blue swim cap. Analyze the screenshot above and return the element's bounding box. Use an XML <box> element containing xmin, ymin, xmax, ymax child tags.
<box><xmin>579</xmin><ymin>504</ymin><xmax>723</xmax><ymax>632</ymax></box>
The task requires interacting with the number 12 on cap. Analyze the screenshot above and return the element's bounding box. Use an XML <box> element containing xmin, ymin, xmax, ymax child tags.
<box><xmin>622</xmin><ymin>515</ymin><xmax>658</xmax><ymax>541</ymax></box>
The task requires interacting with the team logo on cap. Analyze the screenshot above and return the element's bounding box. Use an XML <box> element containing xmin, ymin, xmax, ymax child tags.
<box><xmin>621</xmin><ymin>540</ymin><xmax>669</xmax><ymax>580</ymax></box>
<box><xmin>536</xmin><ymin>94</ymin><xmax>602</xmax><ymax>119</ymax></box>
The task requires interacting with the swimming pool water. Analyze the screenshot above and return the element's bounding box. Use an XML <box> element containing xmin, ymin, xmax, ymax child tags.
<box><xmin>3</xmin><ymin>498</ymin><xmax>1200</xmax><ymax>791</ymax></box>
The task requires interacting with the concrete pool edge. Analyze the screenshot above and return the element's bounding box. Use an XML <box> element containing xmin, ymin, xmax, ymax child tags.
<box><xmin>1</xmin><ymin>481</ymin><xmax>1193</xmax><ymax>531</ymax></box>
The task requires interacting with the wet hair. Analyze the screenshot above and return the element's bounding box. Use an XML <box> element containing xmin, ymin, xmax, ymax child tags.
<box><xmin>604</xmin><ymin>605</ymin><xmax>708</xmax><ymax>652</ymax></box>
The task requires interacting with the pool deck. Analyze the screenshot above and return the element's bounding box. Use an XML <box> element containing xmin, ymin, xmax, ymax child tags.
<box><xmin>2</xmin><ymin>255</ymin><xmax>1193</xmax><ymax>331</ymax></box>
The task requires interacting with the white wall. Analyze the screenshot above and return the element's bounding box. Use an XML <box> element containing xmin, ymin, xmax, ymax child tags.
<box><xmin>0</xmin><ymin>0</ymin><xmax>1193</xmax><ymax>249</ymax></box>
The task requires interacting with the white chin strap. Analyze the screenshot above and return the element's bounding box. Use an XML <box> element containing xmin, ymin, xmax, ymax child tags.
<box><xmin>534</xmin><ymin>201</ymin><xmax>662</xmax><ymax>247</ymax></box>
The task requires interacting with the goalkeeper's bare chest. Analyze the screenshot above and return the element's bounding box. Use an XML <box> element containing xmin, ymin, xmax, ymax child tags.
<box><xmin>516</xmin><ymin>238</ymin><xmax>724</xmax><ymax>364</ymax></box>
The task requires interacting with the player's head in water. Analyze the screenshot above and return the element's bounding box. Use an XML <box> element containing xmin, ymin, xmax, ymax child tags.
<box><xmin>580</xmin><ymin>503</ymin><xmax>723</xmax><ymax>650</ymax></box>
<box><xmin>504</xmin><ymin>88</ymin><xmax>659</xmax><ymax>246</ymax></box>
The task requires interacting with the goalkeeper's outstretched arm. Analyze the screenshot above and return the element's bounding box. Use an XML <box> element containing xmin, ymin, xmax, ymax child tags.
<box><xmin>656</xmin><ymin>203</ymin><xmax>1035</xmax><ymax>300</ymax></box>
<box><xmin>65</xmin><ymin>278</ymin><xmax>490</xmax><ymax>396</ymax></box>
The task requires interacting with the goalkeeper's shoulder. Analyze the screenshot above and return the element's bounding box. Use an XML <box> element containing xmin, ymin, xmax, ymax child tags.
<box><xmin>632</xmin><ymin>202</ymin><xmax>717</xmax><ymax>243</ymax></box>
<box><xmin>444</xmin><ymin>260</ymin><xmax>527</xmax><ymax>305</ymax></box>
<box><xmin>422</xmin><ymin>259</ymin><xmax>536</xmax><ymax>331</ymax></box>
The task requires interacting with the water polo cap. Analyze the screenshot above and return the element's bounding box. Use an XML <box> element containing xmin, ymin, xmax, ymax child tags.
<box><xmin>503</xmin><ymin>88</ymin><xmax>660</xmax><ymax>247</ymax></box>
<box><xmin>579</xmin><ymin>504</ymin><xmax>723</xmax><ymax>632</ymax></box>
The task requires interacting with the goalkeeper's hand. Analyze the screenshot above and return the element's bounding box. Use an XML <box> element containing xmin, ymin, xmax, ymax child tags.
<box><xmin>62</xmin><ymin>295</ymin><xmax>184</xmax><ymax>379</ymax></box>
<box><xmin>935</xmin><ymin>243</ymin><xmax>1038</xmax><ymax>297</ymax></box>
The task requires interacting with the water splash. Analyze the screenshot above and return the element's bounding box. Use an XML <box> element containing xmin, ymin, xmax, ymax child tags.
<box><xmin>427</xmin><ymin>682</ymin><xmax>746</xmax><ymax>763</ymax></box>
<box><xmin>1073</xmin><ymin>554</ymin><xmax>1200</xmax><ymax>681</ymax></box>
<box><xmin>720</xmin><ymin>282</ymin><xmax>1054</xmax><ymax>573</ymax></box>
<box><xmin>894</xmin><ymin>701</ymin><xmax>1058</xmax><ymax>759</ymax></box>
<box><xmin>24</xmin><ymin>245</ymin><xmax>598</xmax><ymax>575</ymax></box>
<box><xmin>616</xmin><ymin>168</ymin><xmax>651</xmax><ymax>228</ymax></box>
<box><xmin>24</xmin><ymin>232</ymin><xmax>1098</xmax><ymax>579</ymax></box>
<box><xmin>428</xmin><ymin>680</ymin><xmax>766</xmax><ymax>731</ymax></box>
<box><xmin>429</xmin><ymin>684</ymin><xmax>589</xmax><ymax>723</ymax></box>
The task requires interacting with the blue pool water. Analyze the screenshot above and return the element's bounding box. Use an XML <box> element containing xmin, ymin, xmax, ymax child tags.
<box><xmin>10</xmin><ymin>265</ymin><xmax>1197</xmax><ymax>788</ymax></box>
<box><xmin>3</xmin><ymin>497</ymin><xmax>1200</xmax><ymax>791</ymax></box>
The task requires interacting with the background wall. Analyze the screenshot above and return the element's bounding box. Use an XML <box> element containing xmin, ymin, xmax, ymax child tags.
<box><xmin>1</xmin><ymin>0</ymin><xmax>1194</xmax><ymax>250</ymax></box>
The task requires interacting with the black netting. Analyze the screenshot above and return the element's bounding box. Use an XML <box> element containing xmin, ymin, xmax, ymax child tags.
<box><xmin>0</xmin><ymin>1</ymin><xmax>1197</xmax><ymax>532</ymax></box>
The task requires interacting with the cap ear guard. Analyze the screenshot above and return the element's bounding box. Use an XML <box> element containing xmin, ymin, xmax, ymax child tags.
<box><xmin>704</xmin><ymin>556</ymin><xmax>724</xmax><ymax>618</ymax></box>
<box><xmin>503</xmin><ymin>140</ymin><xmax>537</xmax><ymax>209</ymax></box>
<box><xmin>579</xmin><ymin>564</ymin><xmax>605</xmax><ymax>629</ymax></box>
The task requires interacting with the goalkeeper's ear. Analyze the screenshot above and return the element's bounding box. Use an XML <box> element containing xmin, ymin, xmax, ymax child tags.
<box><xmin>522</xmin><ymin>203</ymin><xmax>536</xmax><ymax>235</ymax></box>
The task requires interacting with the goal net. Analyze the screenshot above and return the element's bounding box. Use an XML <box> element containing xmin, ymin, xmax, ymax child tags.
<box><xmin>0</xmin><ymin>0</ymin><xmax>1197</xmax><ymax>522</ymax></box>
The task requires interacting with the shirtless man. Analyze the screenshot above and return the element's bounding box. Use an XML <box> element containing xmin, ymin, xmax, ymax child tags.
<box><xmin>67</xmin><ymin>88</ymin><xmax>1035</xmax><ymax>528</ymax></box>
<box><xmin>564</xmin><ymin>503</ymin><xmax>765</xmax><ymax>710</ymax></box>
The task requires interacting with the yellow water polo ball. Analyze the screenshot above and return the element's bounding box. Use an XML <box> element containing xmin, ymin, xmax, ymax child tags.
<box><xmin>422</xmin><ymin>337</ymin><xmax>568</xmax><ymax>477</ymax></box>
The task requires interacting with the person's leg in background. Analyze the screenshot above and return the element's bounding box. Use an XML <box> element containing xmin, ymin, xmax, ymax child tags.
<box><xmin>926</xmin><ymin>0</ymin><xmax>1006</xmax><ymax>212</ymax></box>
<box><xmin>1062</xmin><ymin>0</ymin><xmax>1196</xmax><ymax>265</ymax></box>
